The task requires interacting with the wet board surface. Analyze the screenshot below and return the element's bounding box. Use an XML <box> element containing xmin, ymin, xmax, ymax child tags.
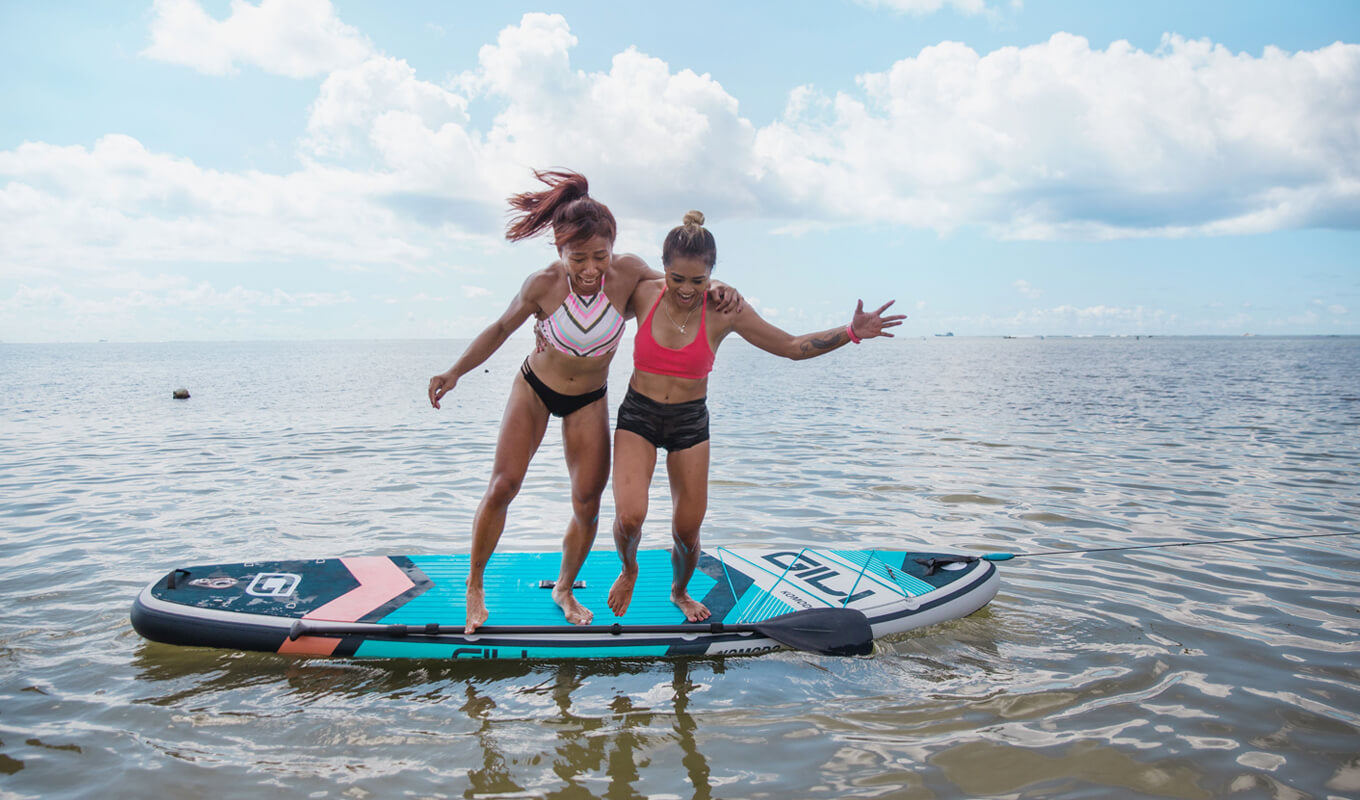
<box><xmin>132</xmin><ymin>547</ymin><xmax>999</xmax><ymax>659</ymax></box>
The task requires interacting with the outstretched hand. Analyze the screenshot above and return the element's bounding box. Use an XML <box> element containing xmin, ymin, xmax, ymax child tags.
<box><xmin>850</xmin><ymin>299</ymin><xmax>907</xmax><ymax>340</ymax></box>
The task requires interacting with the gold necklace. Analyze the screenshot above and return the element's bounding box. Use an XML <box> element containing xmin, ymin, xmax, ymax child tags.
<box><xmin>663</xmin><ymin>298</ymin><xmax>698</xmax><ymax>333</ymax></box>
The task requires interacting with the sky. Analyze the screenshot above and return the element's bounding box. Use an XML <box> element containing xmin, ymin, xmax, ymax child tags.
<box><xmin>1</xmin><ymin>0</ymin><xmax>1357</xmax><ymax>343</ymax></box>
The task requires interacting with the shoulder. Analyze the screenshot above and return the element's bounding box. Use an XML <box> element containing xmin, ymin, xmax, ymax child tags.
<box><xmin>710</xmin><ymin>287</ymin><xmax>753</xmax><ymax>331</ymax></box>
<box><xmin>618</xmin><ymin>275</ymin><xmax>659</xmax><ymax>313</ymax></box>
<box><xmin>611</xmin><ymin>253</ymin><xmax>648</xmax><ymax>274</ymax></box>
<box><xmin>521</xmin><ymin>261</ymin><xmax>565</xmax><ymax>296</ymax></box>
<box><xmin>609</xmin><ymin>254</ymin><xmax>656</xmax><ymax>309</ymax></box>
<box><xmin>632</xmin><ymin>276</ymin><xmax>664</xmax><ymax>302</ymax></box>
<box><xmin>514</xmin><ymin>261</ymin><xmax>566</xmax><ymax>316</ymax></box>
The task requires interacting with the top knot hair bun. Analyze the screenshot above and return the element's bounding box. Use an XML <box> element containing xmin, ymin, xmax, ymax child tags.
<box><xmin>663</xmin><ymin>210</ymin><xmax>717</xmax><ymax>269</ymax></box>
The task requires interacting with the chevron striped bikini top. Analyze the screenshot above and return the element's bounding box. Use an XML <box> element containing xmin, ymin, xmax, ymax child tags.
<box><xmin>536</xmin><ymin>290</ymin><xmax>626</xmax><ymax>358</ymax></box>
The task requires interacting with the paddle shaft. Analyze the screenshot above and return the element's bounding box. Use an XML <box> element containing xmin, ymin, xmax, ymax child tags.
<box><xmin>292</xmin><ymin>620</ymin><xmax>769</xmax><ymax>638</ymax></box>
<box><xmin>289</xmin><ymin>606</ymin><xmax>875</xmax><ymax>656</ymax></box>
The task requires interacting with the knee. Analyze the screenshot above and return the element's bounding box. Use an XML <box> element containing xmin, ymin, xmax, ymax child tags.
<box><xmin>613</xmin><ymin>511</ymin><xmax>645</xmax><ymax>539</ymax></box>
<box><xmin>485</xmin><ymin>471</ymin><xmax>523</xmax><ymax>505</ymax></box>
<box><xmin>671</xmin><ymin>527</ymin><xmax>701</xmax><ymax>551</ymax></box>
<box><xmin>672</xmin><ymin>509</ymin><xmax>705</xmax><ymax>540</ymax></box>
<box><xmin>571</xmin><ymin>484</ymin><xmax>604</xmax><ymax>517</ymax></box>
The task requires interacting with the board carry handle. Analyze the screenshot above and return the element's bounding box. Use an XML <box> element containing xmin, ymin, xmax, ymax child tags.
<box><xmin>288</xmin><ymin>607</ymin><xmax>874</xmax><ymax>657</ymax></box>
<box><xmin>164</xmin><ymin>568</ymin><xmax>192</xmax><ymax>590</ymax></box>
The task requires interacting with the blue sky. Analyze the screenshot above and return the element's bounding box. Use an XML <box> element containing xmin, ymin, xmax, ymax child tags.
<box><xmin>1</xmin><ymin>0</ymin><xmax>1357</xmax><ymax>342</ymax></box>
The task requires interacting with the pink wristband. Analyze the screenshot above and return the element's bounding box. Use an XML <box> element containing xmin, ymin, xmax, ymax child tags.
<box><xmin>846</xmin><ymin>323</ymin><xmax>861</xmax><ymax>344</ymax></box>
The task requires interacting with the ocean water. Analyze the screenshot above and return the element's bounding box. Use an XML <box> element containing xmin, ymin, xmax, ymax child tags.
<box><xmin>1</xmin><ymin>335</ymin><xmax>1357</xmax><ymax>799</ymax></box>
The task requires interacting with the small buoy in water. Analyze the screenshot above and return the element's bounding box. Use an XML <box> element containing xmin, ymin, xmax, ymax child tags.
<box><xmin>172</xmin><ymin>388</ymin><xmax>190</xmax><ymax>399</ymax></box>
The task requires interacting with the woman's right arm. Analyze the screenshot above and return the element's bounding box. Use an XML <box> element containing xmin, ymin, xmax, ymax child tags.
<box><xmin>428</xmin><ymin>272</ymin><xmax>547</xmax><ymax>409</ymax></box>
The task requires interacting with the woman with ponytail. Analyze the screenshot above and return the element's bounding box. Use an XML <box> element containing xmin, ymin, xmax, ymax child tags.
<box><xmin>427</xmin><ymin>171</ymin><xmax>741</xmax><ymax>633</ymax></box>
<box><xmin>606</xmin><ymin>211</ymin><xmax>905</xmax><ymax>622</ymax></box>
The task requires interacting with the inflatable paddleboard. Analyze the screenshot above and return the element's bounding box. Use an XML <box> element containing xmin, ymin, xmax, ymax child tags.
<box><xmin>131</xmin><ymin>547</ymin><xmax>998</xmax><ymax>659</ymax></box>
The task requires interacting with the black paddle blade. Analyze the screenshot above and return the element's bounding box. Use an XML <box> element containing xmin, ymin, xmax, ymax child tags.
<box><xmin>752</xmin><ymin>608</ymin><xmax>875</xmax><ymax>656</ymax></box>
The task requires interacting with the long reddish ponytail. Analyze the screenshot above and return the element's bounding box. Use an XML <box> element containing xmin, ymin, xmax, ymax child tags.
<box><xmin>505</xmin><ymin>169</ymin><xmax>617</xmax><ymax>249</ymax></box>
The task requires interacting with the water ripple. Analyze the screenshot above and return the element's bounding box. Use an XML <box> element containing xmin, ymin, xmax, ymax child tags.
<box><xmin>0</xmin><ymin>337</ymin><xmax>1357</xmax><ymax>798</ymax></box>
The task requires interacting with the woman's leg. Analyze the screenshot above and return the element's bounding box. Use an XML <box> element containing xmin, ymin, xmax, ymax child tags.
<box><xmin>554</xmin><ymin>395</ymin><xmax>611</xmax><ymax>624</ymax></box>
<box><xmin>608</xmin><ymin>428</ymin><xmax>658</xmax><ymax>616</ymax></box>
<box><xmin>666</xmin><ymin>441</ymin><xmax>711</xmax><ymax>621</ymax></box>
<box><xmin>466</xmin><ymin>376</ymin><xmax>549</xmax><ymax>633</ymax></box>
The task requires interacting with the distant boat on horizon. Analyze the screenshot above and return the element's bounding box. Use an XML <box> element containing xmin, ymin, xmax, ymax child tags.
<box><xmin>934</xmin><ymin>332</ymin><xmax>954</xmax><ymax>337</ymax></box>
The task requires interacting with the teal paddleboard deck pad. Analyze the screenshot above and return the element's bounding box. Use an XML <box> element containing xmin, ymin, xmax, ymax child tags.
<box><xmin>131</xmin><ymin>548</ymin><xmax>998</xmax><ymax>660</ymax></box>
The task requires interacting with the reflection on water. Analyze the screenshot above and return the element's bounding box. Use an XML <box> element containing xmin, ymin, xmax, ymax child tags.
<box><xmin>1</xmin><ymin>337</ymin><xmax>1357</xmax><ymax>798</ymax></box>
<box><xmin>126</xmin><ymin>642</ymin><xmax>723</xmax><ymax>799</ymax></box>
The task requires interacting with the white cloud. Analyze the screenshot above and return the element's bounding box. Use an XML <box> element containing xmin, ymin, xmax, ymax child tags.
<box><xmin>755</xmin><ymin>33</ymin><xmax>1360</xmax><ymax>238</ymax></box>
<box><xmin>304</xmin><ymin>55</ymin><xmax>472</xmax><ymax>163</ymax></box>
<box><xmin>287</xmin><ymin>12</ymin><xmax>763</xmax><ymax>229</ymax></box>
<box><xmin>54</xmin><ymin>12</ymin><xmax>1353</xmax><ymax>250</ymax></box>
<box><xmin>457</xmin><ymin>14</ymin><xmax>761</xmax><ymax>218</ymax></box>
<box><xmin>3</xmin><ymin>281</ymin><xmax>350</xmax><ymax>313</ymax></box>
<box><xmin>5</xmin><ymin>10</ymin><xmax>1359</xmax><ymax>322</ymax></box>
<box><xmin>0</xmin><ymin>134</ymin><xmax>431</xmax><ymax>275</ymax></box>
<box><xmin>1014</xmin><ymin>279</ymin><xmax>1041</xmax><ymax>298</ymax></box>
<box><xmin>142</xmin><ymin>0</ymin><xmax>374</xmax><ymax>78</ymax></box>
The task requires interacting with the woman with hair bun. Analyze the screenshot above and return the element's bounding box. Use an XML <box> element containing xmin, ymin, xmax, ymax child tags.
<box><xmin>427</xmin><ymin>171</ymin><xmax>741</xmax><ymax>633</ymax></box>
<box><xmin>607</xmin><ymin>210</ymin><xmax>905</xmax><ymax>621</ymax></box>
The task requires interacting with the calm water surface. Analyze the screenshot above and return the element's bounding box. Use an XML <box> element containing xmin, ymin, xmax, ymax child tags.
<box><xmin>1</xmin><ymin>336</ymin><xmax>1357</xmax><ymax>799</ymax></box>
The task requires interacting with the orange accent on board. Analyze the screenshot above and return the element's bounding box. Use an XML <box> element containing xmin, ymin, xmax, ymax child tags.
<box><xmin>303</xmin><ymin>556</ymin><xmax>415</xmax><ymax>622</ymax></box>
<box><xmin>277</xmin><ymin>635</ymin><xmax>341</xmax><ymax>656</ymax></box>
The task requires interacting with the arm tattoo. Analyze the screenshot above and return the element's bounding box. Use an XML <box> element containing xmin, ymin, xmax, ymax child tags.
<box><xmin>802</xmin><ymin>330</ymin><xmax>846</xmax><ymax>354</ymax></box>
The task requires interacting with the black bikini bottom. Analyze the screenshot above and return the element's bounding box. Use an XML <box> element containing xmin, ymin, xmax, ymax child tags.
<box><xmin>521</xmin><ymin>359</ymin><xmax>606</xmax><ymax>418</ymax></box>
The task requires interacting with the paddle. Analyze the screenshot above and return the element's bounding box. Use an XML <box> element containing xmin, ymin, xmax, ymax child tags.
<box><xmin>288</xmin><ymin>607</ymin><xmax>874</xmax><ymax>657</ymax></box>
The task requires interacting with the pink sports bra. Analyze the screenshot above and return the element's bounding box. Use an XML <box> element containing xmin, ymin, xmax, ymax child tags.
<box><xmin>633</xmin><ymin>289</ymin><xmax>715</xmax><ymax>380</ymax></box>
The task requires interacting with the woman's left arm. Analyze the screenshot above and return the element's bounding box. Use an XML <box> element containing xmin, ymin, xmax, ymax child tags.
<box><xmin>733</xmin><ymin>299</ymin><xmax>905</xmax><ymax>361</ymax></box>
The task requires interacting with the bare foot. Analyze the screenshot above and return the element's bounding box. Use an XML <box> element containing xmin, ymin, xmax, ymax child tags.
<box><xmin>673</xmin><ymin>591</ymin><xmax>710</xmax><ymax>622</ymax></box>
<box><xmin>607</xmin><ymin>571</ymin><xmax>637</xmax><ymax>617</ymax></box>
<box><xmin>553</xmin><ymin>587</ymin><xmax>594</xmax><ymax>625</ymax></box>
<box><xmin>465</xmin><ymin>585</ymin><xmax>488</xmax><ymax>634</ymax></box>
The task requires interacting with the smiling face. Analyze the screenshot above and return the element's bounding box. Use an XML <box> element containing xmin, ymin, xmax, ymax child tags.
<box><xmin>664</xmin><ymin>254</ymin><xmax>711</xmax><ymax>311</ymax></box>
<box><xmin>558</xmin><ymin>234</ymin><xmax>614</xmax><ymax>295</ymax></box>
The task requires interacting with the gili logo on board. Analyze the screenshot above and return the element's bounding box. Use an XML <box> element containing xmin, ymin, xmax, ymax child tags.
<box><xmin>246</xmin><ymin>573</ymin><xmax>301</xmax><ymax>598</ymax></box>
